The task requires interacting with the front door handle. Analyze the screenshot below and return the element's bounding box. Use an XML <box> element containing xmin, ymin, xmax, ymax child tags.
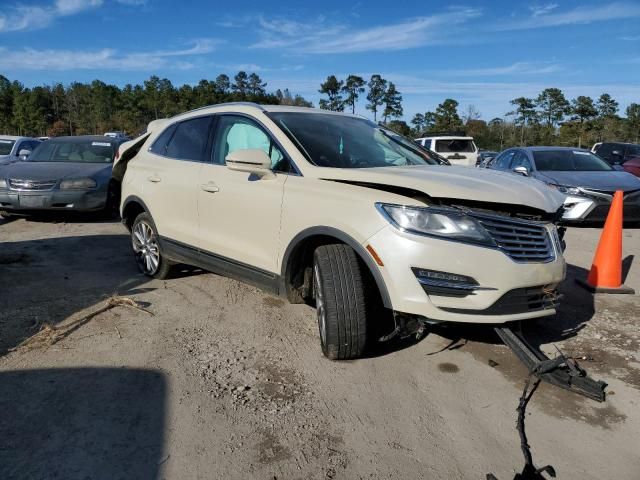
<box><xmin>147</xmin><ymin>175</ymin><xmax>161</xmax><ymax>183</ymax></box>
<box><xmin>200</xmin><ymin>182</ymin><xmax>219</xmax><ymax>193</ymax></box>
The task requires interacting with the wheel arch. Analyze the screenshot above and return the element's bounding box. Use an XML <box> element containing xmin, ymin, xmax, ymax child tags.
<box><xmin>280</xmin><ymin>226</ymin><xmax>392</xmax><ymax>309</ymax></box>
<box><xmin>121</xmin><ymin>195</ymin><xmax>152</xmax><ymax>230</ymax></box>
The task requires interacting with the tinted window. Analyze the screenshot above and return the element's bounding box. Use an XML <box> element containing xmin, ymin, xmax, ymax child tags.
<box><xmin>268</xmin><ymin>112</ymin><xmax>435</xmax><ymax>168</ymax></box>
<box><xmin>533</xmin><ymin>150</ymin><xmax>613</xmax><ymax>171</ymax></box>
<box><xmin>594</xmin><ymin>143</ymin><xmax>614</xmax><ymax>161</ymax></box>
<box><xmin>149</xmin><ymin>124</ymin><xmax>177</xmax><ymax>156</ymax></box>
<box><xmin>213</xmin><ymin>115</ymin><xmax>289</xmax><ymax>172</ymax></box>
<box><xmin>511</xmin><ymin>151</ymin><xmax>532</xmax><ymax>170</ymax></box>
<box><xmin>625</xmin><ymin>145</ymin><xmax>640</xmax><ymax>158</ymax></box>
<box><xmin>435</xmin><ymin>139</ymin><xmax>475</xmax><ymax>153</ymax></box>
<box><xmin>494</xmin><ymin>151</ymin><xmax>515</xmax><ymax>170</ymax></box>
<box><xmin>166</xmin><ymin>116</ymin><xmax>212</xmax><ymax>161</ymax></box>
<box><xmin>28</xmin><ymin>140</ymin><xmax>116</xmax><ymax>163</ymax></box>
<box><xmin>0</xmin><ymin>139</ymin><xmax>16</xmax><ymax>155</ymax></box>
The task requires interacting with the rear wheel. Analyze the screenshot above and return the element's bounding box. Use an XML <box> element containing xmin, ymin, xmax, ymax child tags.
<box><xmin>313</xmin><ymin>244</ymin><xmax>369</xmax><ymax>360</ymax></box>
<box><xmin>131</xmin><ymin>212</ymin><xmax>173</xmax><ymax>279</ymax></box>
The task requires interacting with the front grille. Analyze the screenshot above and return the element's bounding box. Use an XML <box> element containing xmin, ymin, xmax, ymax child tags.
<box><xmin>471</xmin><ymin>213</ymin><xmax>555</xmax><ymax>263</ymax></box>
<box><xmin>8</xmin><ymin>179</ymin><xmax>57</xmax><ymax>191</ymax></box>
<box><xmin>441</xmin><ymin>285</ymin><xmax>561</xmax><ymax>315</ymax></box>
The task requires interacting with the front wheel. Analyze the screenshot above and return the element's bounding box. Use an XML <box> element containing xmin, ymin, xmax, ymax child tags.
<box><xmin>313</xmin><ymin>244</ymin><xmax>369</xmax><ymax>360</ymax></box>
<box><xmin>131</xmin><ymin>212</ymin><xmax>173</xmax><ymax>279</ymax></box>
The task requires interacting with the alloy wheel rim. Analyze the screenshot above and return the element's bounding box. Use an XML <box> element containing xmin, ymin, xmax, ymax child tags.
<box><xmin>314</xmin><ymin>264</ymin><xmax>327</xmax><ymax>345</ymax></box>
<box><xmin>132</xmin><ymin>221</ymin><xmax>160</xmax><ymax>275</ymax></box>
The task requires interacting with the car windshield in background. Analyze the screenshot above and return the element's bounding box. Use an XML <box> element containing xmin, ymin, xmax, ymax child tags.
<box><xmin>435</xmin><ymin>139</ymin><xmax>475</xmax><ymax>153</ymax></box>
<box><xmin>27</xmin><ymin>140</ymin><xmax>115</xmax><ymax>163</ymax></box>
<box><xmin>533</xmin><ymin>150</ymin><xmax>613</xmax><ymax>171</ymax></box>
<box><xmin>268</xmin><ymin>112</ymin><xmax>436</xmax><ymax>168</ymax></box>
<box><xmin>0</xmin><ymin>139</ymin><xmax>16</xmax><ymax>155</ymax></box>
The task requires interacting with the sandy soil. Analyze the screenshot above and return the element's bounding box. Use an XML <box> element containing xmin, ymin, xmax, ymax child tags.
<box><xmin>0</xmin><ymin>215</ymin><xmax>638</xmax><ymax>480</ymax></box>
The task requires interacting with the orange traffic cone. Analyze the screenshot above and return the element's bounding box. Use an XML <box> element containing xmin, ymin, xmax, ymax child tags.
<box><xmin>576</xmin><ymin>190</ymin><xmax>635</xmax><ymax>294</ymax></box>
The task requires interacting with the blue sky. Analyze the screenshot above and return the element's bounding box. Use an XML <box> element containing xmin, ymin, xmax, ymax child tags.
<box><xmin>1</xmin><ymin>0</ymin><xmax>640</xmax><ymax>121</ymax></box>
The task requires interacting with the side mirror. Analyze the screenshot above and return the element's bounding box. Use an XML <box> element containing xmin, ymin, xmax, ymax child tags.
<box><xmin>225</xmin><ymin>149</ymin><xmax>274</xmax><ymax>178</ymax></box>
<box><xmin>18</xmin><ymin>149</ymin><xmax>31</xmax><ymax>160</ymax></box>
<box><xmin>513</xmin><ymin>166</ymin><xmax>529</xmax><ymax>176</ymax></box>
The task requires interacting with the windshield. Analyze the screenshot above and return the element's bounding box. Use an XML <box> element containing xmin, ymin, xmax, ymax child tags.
<box><xmin>435</xmin><ymin>139</ymin><xmax>475</xmax><ymax>153</ymax></box>
<box><xmin>533</xmin><ymin>150</ymin><xmax>613</xmax><ymax>171</ymax></box>
<box><xmin>27</xmin><ymin>140</ymin><xmax>115</xmax><ymax>163</ymax></box>
<box><xmin>267</xmin><ymin>112</ymin><xmax>436</xmax><ymax>168</ymax></box>
<box><xmin>0</xmin><ymin>139</ymin><xmax>16</xmax><ymax>156</ymax></box>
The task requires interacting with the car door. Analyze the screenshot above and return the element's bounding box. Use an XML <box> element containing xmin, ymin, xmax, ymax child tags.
<box><xmin>196</xmin><ymin>114</ymin><xmax>289</xmax><ymax>276</ymax></box>
<box><xmin>139</xmin><ymin>115</ymin><xmax>213</xmax><ymax>247</ymax></box>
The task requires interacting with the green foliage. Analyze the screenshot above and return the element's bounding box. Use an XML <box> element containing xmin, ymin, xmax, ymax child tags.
<box><xmin>433</xmin><ymin>99</ymin><xmax>463</xmax><ymax>132</ymax></box>
<box><xmin>341</xmin><ymin>75</ymin><xmax>365</xmax><ymax>114</ymax></box>
<box><xmin>366</xmin><ymin>74</ymin><xmax>387</xmax><ymax>121</ymax></box>
<box><xmin>318</xmin><ymin>75</ymin><xmax>344</xmax><ymax>111</ymax></box>
<box><xmin>536</xmin><ymin>88</ymin><xmax>569</xmax><ymax>127</ymax></box>
<box><xmin>0</xmin><ymin>72</ymin><xmax>305</xmax><ymax>137</ymax></box>
<box><xmin>382</xmin><ymin>82</ymin><xmax>403</xmax><ymax>123</ymax></box>
<box><xmin>385</xmin><ymin>120</ymin><xmax>411</xmax><ymax>136</ymax></box>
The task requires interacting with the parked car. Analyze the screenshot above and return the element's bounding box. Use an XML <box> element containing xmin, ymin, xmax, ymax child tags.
<box><xmin>0</xmin><ymin>136</ymin><xmax>122</xmax><ymax>217</ymax></box>
<box><xmin>477</xmin><ymin>150</ymin><xmax>499</xmax><ymax>167</ymax></box>
<box><xmin>592</xmin><ymin>141</ymin><xmax>640</xmax><ymax>165</ymax></box>
<box><xmin>115</xmin><ymin>104</ymin><xmax>566</xmax><ymax>360</ymax></box>
<box><xmin>104</xmin><ymin>131</ymin><xmax>129</xmax><ymax>140</ymax></box>
<box><xmin>0</xmin><ymin>136</ymin><xmax>41</xmax><ymax>165</ymax></box>
<box><xmin>486</xmin><ymin>147</ymin><xmax>640</xmax><ymax>224</ymax></box>
<box><xmin>414</xmin><ymin>135</ymin><xmax>479</xmax><ymax>167</ymax></box>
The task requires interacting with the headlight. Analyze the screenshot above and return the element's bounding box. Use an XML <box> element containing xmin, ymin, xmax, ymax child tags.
<box><xmin>548</xmin><ymin>183</ymin><xmax>581</xmax><ymax>195</ymax></box>
<box><xmin>0</xmin><ymin>179</ymin><xmax>6</xmax><ymax>189</ymax></box>
<box><xmin>59</xmin><ymin>178</ymin><xmax>97</xmax><ymax>190</ymax></box>
<box><xmin>376</xmin><ymin>203</ymin><xmax>496</xmax><ymax>246</ymax></box>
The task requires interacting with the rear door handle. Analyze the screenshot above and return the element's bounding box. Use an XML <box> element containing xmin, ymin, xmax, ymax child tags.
<box><xmin>200</xmin><ymin>182</ymin><xmax>219</xmax><ymax>193</ymax></box>
<box><xmin>147</xmin><ymin>175</ymin><xmax>161</xmax><ymax>183</ymax></box>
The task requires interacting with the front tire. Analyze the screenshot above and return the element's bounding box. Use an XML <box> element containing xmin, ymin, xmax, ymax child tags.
<box><xmin>131</xmin><ymin>212</ymin><xmax>173</xmax><ymax>279</ymax></box>
<box><xmin>313</xmin><ymin>244</ymin><xmax>369</xmax><ymax>360</ymax></box>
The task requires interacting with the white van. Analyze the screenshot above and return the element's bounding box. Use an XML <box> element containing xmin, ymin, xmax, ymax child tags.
<box><xmin>414</xmin><ymin>136</ymin><xmax>479</xmax><ymax>167</ymax></box>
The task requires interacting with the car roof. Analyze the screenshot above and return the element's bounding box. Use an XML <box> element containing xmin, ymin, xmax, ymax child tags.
<box><xmin>172</xmin><ymin>102</ymin><xmax>365</xmax><ymax>119</ymax></box>
<box><xmin>0</xmin><ymin>135</ymin><xmax>33</xmax><ymax>141</ymax></box>
<box><xmin>517</xmin><ymin>146</ymin><xmax>592</xmax><ymax>152</ymax></box>
<box><xmin>46</xmin><ymin>135</ymin><xmax>119</xmax><ymax>144</ymax></box>
<box><xmin>417</xmin><ymin>136</ymin><xmax>474</xmax><ymax>140</ymax></box>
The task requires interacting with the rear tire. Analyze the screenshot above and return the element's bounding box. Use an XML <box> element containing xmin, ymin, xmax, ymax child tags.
<box><xmin>131</xmin><ymin>212</ymin><xmax>173</xmax><ymax>279</ymax></box>
<box><xmin>313</xmin><ymin>244</ymin><xmax>369</xmax><ymax>360</ymax></box>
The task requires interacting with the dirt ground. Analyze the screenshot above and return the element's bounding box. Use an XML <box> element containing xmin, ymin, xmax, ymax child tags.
<box><xmin>0</xmin><ymin>215</ymin><xmax>638</xmax><ymax>480</ymax></box>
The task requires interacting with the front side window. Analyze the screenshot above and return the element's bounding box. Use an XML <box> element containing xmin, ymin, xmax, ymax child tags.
<box><xmin>533</xmin><ymin>150</ymin><xmax>613</xmax><ymax>171</ymax></box>
<box><xmin>494</xmin><ymin>151</ymin><xmax>515</xmax><ymax>170</ymax></box>
<box><xmin>0</xmin><ymin>139</ymin><xmax>16</xmax><ymax>156</ymax></box>
<box><xmin>213</xmin><ymin>115</ymin><xmax>289</xmax><ymax>172</ymax></box>
<box><xmin>27</xmin><ymin>140</ymin><xmax>115</xmax><ymax>163</ymax></box>
<box><xmin>268</xmin><ymin>112</ymin><xmax>436</xmax><ymax>168</ymax></box>
<box><xmin>165</xmin><ymin>116</ymin><xmax>212</xmax><ymax>161</ymax></box>
<box><xmin>511</xmin><ymin>151</ymin><xmax>532</xmax><ymax>170</ymax></box>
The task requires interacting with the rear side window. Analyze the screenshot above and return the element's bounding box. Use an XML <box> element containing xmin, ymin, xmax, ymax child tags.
<box><xmin>166</xmin><ymin>116</ymin><xmax>212</xmax><ymax>161</ymax></box>
<box><xmin>435</xmin><ymin>139</ymin><xmax>475</xmax><ymax>153</ymax></box>
<box><xmin>149</xmin><ymin>124</ymin><xmax>177</xmax><ymax>156</ymax></box>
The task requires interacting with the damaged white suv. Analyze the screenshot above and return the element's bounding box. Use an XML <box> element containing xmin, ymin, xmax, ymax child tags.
<box><xmin>115</xmin><ymin>104</ymin><xmax>566</xmax><ymax>360</ymax></box>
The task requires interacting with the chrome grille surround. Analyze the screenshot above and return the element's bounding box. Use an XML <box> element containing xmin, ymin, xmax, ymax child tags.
<box><xmin>470</xmin><ymin>212</ymin><xmax>556</xmax><ymax>263</ymax></box>
<box><xmin>8</xmin><ymin>179</ymin><xmax>57</xmax><ymax>191</ymax></box>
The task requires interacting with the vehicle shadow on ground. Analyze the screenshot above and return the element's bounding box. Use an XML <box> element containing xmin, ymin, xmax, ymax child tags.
<box><xmin>0</xmin><ymin>368</ymin><xmax>166</xmax><ymax>480</ymax></box>
<box><xmin>426</xmin><ymin>262</ymin><xmax>597</xmax><ymax>353</ymax></box>
<box><xmin>0</xmin><ymin>233</ymin><xmax>152</xmax><ymax>356</ymax></box>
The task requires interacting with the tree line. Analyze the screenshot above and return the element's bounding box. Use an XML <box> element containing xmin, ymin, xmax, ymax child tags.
<box><xmin>2</xmin><ymin>70</ymin><xmax>639</xmax><ymax>151</ymax></box>
<box><xmin>0</xmin><ymin>72</ymin><xmax>311</xmax><ymax>138</ymax></box>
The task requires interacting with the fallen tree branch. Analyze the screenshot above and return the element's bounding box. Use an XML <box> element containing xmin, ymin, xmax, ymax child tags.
<box><xmin>10</xmin><ymin>296</ymin><xmax>152</xmax><ymax>352</ymax></box>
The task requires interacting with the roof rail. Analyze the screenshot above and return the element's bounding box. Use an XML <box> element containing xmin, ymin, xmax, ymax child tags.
<box><xmin>183</xmin><ymin>102</ymin><xmax>266</xmax><ymax>115</ymax></box>
<box><xmin>421</xmin><ymin>131</ymin><xmax>468</xmax><ymax>137</ymax></box>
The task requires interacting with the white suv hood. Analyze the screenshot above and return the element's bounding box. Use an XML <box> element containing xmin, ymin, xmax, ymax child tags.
<box><xmin>313</xmin><ymin>165</ymin><xmax>566</xmax><ymax>213</ymax></box>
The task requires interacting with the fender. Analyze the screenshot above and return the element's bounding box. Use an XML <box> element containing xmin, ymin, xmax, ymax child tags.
<box><xmin>121</xmin><ymin>195</ymin><xmax>153</xmax><ymax>228</ymax></box>
<box><xmin>280</xmin><ymin>226</ymin><xmax>392</xmax><ymax>309</ymax></box>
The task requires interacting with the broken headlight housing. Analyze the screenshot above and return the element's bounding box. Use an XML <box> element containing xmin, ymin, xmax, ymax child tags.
<box><xmin>376</xmin><ymin>203</ymin><xmax>496</xmax><ymax>246</ymax></box>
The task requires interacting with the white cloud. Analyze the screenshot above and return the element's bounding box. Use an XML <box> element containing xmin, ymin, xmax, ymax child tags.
<box><xmin>444</xmin><ymin>62</ymin><xmax>563</xmax><ymax>76</ymax></box>
<box><xmin>499</xmin><ymin>2</ymin><xmax>640</xmax><ymax>30</ymax></box>
<box><xmin>619</xmin><ymin>35</ymin><xmax>640</xmax><ymax>40</ymax></box>
<box><xmin>0</xmin><ymin>39</ymin><xmax>219</xmax><ymax>71</ymax></box>
<box><xmin>529</xmin><ymin>3</ymin><xmax>559</xmax><ymax>17</ymax></box>
<box><xmin>251</xmin><ymin>7</ymin><xmax>482</xmax><ymax>53</ymax></box>
<box><xmin>0</xmin><ymin>0</ymin><xmax>143</xmax><ymax>33</ymax></box>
